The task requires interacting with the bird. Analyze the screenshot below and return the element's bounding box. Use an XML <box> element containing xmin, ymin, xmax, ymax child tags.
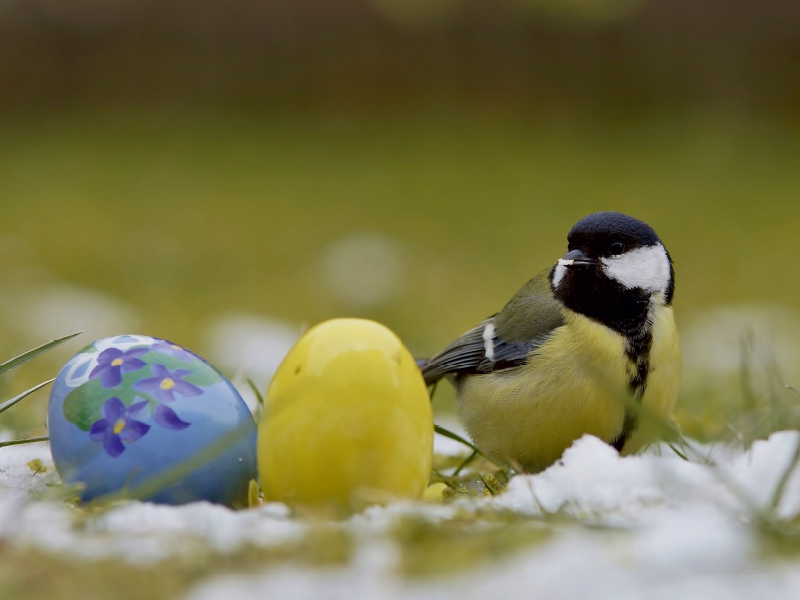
<box><xmin>420</xmin><ymin>212</ymin><xmax>681</xmax><ymax>473</ymax></box>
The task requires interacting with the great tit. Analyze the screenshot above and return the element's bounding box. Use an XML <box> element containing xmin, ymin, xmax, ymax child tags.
<box><xmin>420</xmin><ymin>212</ymin><xmax>681</xmax><ymax>473</ymax></box>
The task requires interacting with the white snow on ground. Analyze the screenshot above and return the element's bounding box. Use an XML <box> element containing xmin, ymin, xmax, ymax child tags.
<box><xmin>186</xmin><ymin>533</ymin><xmax>800</xmax><ymax>600</ymax></box>
<box><xmin>185</xmin><ymin>434</ymin><xmax>800</xmax><ymax>600</ymax></box>
<box><xmin>3</xmin><ymin>432</ymin><xmax>800</xmax><ymax>597</ymax></box>
<box><xmin>0</xmin><ymin>438</ymin><xmax>307</xmax><ymax>564</ymax></box>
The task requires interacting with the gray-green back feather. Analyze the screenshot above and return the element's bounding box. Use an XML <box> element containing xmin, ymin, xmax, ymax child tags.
<box><xmin>420</xmin><ymin>269</ymin><xmax>565</xmax><ymax>386</ymax></box>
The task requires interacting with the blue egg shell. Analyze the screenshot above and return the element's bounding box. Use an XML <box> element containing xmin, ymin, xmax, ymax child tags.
<box><xmin>48</xmin><ymin>335</ymin><xmax>257</xmax><ymax>507</ymax></box>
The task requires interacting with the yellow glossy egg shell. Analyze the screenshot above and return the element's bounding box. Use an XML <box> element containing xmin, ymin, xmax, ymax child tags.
<box><xmin>258</xmin><ymin>318</ymin><xmax>433</xmax><ymax>511</ymax></box>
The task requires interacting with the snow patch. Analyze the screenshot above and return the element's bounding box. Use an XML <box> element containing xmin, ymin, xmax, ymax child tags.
<box><xmin>2</xmin><ymin>430</ymin><xmax>800</xmax><ymax>599</ymax></box>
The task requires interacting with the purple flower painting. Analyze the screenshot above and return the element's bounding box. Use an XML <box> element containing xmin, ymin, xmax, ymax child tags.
<box><xmin>134</xmin><ymin>364</ymin><xmax>203</xmax><ymax>404</ymax></box>
<box><xmin>151</xmin><ymin>340</ymin><xmax>196</xmax><ymax>364</ymax></box>
<box><xmin>89</xmin><ymin>398</ymin><xmax>150</xmax><ymax>457</ymax></box>
<box><xmin>153</xmin><ymin>404</ymin><xmax>191</xmax><ymax>430</ymax></box>
<box><xmin>89</xmin><ymin>347</ymin><xmax>148</xmax><ymax>388</ymax></box>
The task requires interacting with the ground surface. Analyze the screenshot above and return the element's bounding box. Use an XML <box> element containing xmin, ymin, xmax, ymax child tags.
<box><xmin>3</xmin><ymin>429</ymin><xmax>800</xmax><ymax>599</ymax></box>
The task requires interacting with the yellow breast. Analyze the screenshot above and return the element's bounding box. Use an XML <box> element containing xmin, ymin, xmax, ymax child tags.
<box><xmin>457</xmin><ymin>305</ymin><xmax>680</xmax><ymax>473</ymax></box>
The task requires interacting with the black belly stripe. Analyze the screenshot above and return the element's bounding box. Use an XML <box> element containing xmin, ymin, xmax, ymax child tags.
<box><xmin>626</xmin><ymin>326</ymin><xmax>653</xmax><ymax>398</ymax></box>
<box><xmin>611</xmin><ymin>324</ymin><xmax>653</xmax><ymax>451</ymax></box>
<box><xmin>551</xmin><ymin>270</ymin><xmax>659</xmax><ymax>452</ymax></box>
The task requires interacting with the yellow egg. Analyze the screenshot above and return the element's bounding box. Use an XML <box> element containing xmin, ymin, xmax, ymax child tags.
<box><xmin>422</xmin><ymin>482</ymin><xmax>448</xmax><ymax>503</ymax></box>
<box><xmin>258</xmin><ymin>318</ymin><xmax>433</xmax><ymax>511</ymax></box>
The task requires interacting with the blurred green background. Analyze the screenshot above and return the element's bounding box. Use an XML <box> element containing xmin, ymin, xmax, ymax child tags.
<box><xmin>1</xmin><ymin>0</ymin><xmax>799</xmax><ymax>441</ymax></box>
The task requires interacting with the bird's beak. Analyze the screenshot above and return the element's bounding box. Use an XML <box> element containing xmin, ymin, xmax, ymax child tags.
<box><xmin>557</xmin><ymin>248</ymin><xmax>595</xmax><ymax>269</ymax></box>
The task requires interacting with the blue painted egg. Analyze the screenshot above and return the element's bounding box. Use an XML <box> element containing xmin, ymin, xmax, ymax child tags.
<box><xmin>48</xmin><ymin>335</ymin><xmax>257</xmax><ymax>507</ymax></box>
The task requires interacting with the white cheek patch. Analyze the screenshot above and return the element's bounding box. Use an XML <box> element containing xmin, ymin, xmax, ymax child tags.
<box><xmin>601</xmin><ymin>243</ymin><xmax>671</xmax><ymax>292</ymax></box>
<box><xmin>551</xmin><ymin>263</ymin><xmax>568</xmax><ymax>289</ymax></box>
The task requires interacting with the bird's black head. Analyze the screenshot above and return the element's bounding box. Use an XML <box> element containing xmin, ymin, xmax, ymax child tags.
<box><xmin>550</xmin><ymin>212</ymin><xmax>674</xmax><ymax>336</ymax></box>
<box><xmin>567</xmin><ymin>212</ymin><xmax>661</xmax><ymax>255</ymax></box>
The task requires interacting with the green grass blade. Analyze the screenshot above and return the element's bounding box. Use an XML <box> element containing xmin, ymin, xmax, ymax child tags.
<box><xmin>477</xmin><ymin>473</ymin><xmax>497</xmax><ymax>496</ymax></box>
<box><xmin>0</xmin><ymin>378</ymin><xmax>55</xmax><ymax>414</ymax></box>
<box><xmin>431</xmin><ymin>468</ymin><xmax>457</xmax><ymax>489</ymax></box>
<box><xmin>667</xmin><ymin>442</ymin><xmax>690</xmax><ymax>461</ymax></box>
<box><xmin>246</xmin><ymin>378</ymin><xmax>265</xmax><ymax>408</ymax></box>
<box><xmin>93</xmin><ymin>421</ymin><xmax>254</xmax><ymax>506</ymax></box>
<box><xmin>434</xmin><ymin>424</ymin><xmax>493</xmax><ymax>462</ymax></box>
<box><xmin>452</xmin><ymin>449</ymin><xmax>478</xmax><ymax>477</ymax></box>
<box><xmin>0</xmin><ymin>331</ymin><xmax>82</xmax><ymax>377</ymax></box>
<box><xmin>0</xmin><ymin>436</ymin><xmax>49</xmax><ymax>449</ymax></box>
<box><xmin>786</xmin><ymin>385</ymin><xmax>800</xmax><ymax>397</ymax></box>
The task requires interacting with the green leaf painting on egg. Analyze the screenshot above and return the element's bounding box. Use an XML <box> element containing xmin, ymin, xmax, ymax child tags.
<box><xmin>63</xmin><ymin>371</ymin><xmax>145</xmax><ymax>431</ymax></box>
<box><xmin>63</xmin><ymin>342</ymin><xmax>223</xmax><ymax>431</ymax></box>
<box><xmin>142</xmin><ymin>342</ymin><xmax>223</xmax><ymax>386</ymax></box>
<box><xmin>182</xmin><ymin>366</ymin><xmax>224</xmax><ymax>387</ymax></box>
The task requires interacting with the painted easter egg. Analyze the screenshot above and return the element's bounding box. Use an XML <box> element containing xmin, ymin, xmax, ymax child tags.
<box><xmin>48</xmin><ymin>335</ymin><xmax>257</xmax><ymax>507</ymax></box>
<box><xmin>258</xmin><ymin>318</ymin><xmax>433</xmax><ymax>511</ymax></box>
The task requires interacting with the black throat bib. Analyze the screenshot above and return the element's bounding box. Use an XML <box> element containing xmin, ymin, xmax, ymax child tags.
<box><xmin>552</xmin><ymin>265</ymin><xmax>655</xmax><ymax>450</ymax></box>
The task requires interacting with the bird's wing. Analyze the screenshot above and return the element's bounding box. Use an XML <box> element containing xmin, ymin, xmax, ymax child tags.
<box><xmin>420</xmin><ymin>319</ymin><xmax>494</xmax><ymax>385</ymax></box>
<box><xmin>421</xmin><ymin>269</ymin><xmax>564</xmax><ymax>386</ymax></box>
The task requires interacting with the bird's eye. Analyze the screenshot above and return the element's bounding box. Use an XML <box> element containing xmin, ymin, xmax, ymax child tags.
<box><xmin>609</xmin><ymin>242</ymin><xmax>625</xmax><ymax>255</ymax></box>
